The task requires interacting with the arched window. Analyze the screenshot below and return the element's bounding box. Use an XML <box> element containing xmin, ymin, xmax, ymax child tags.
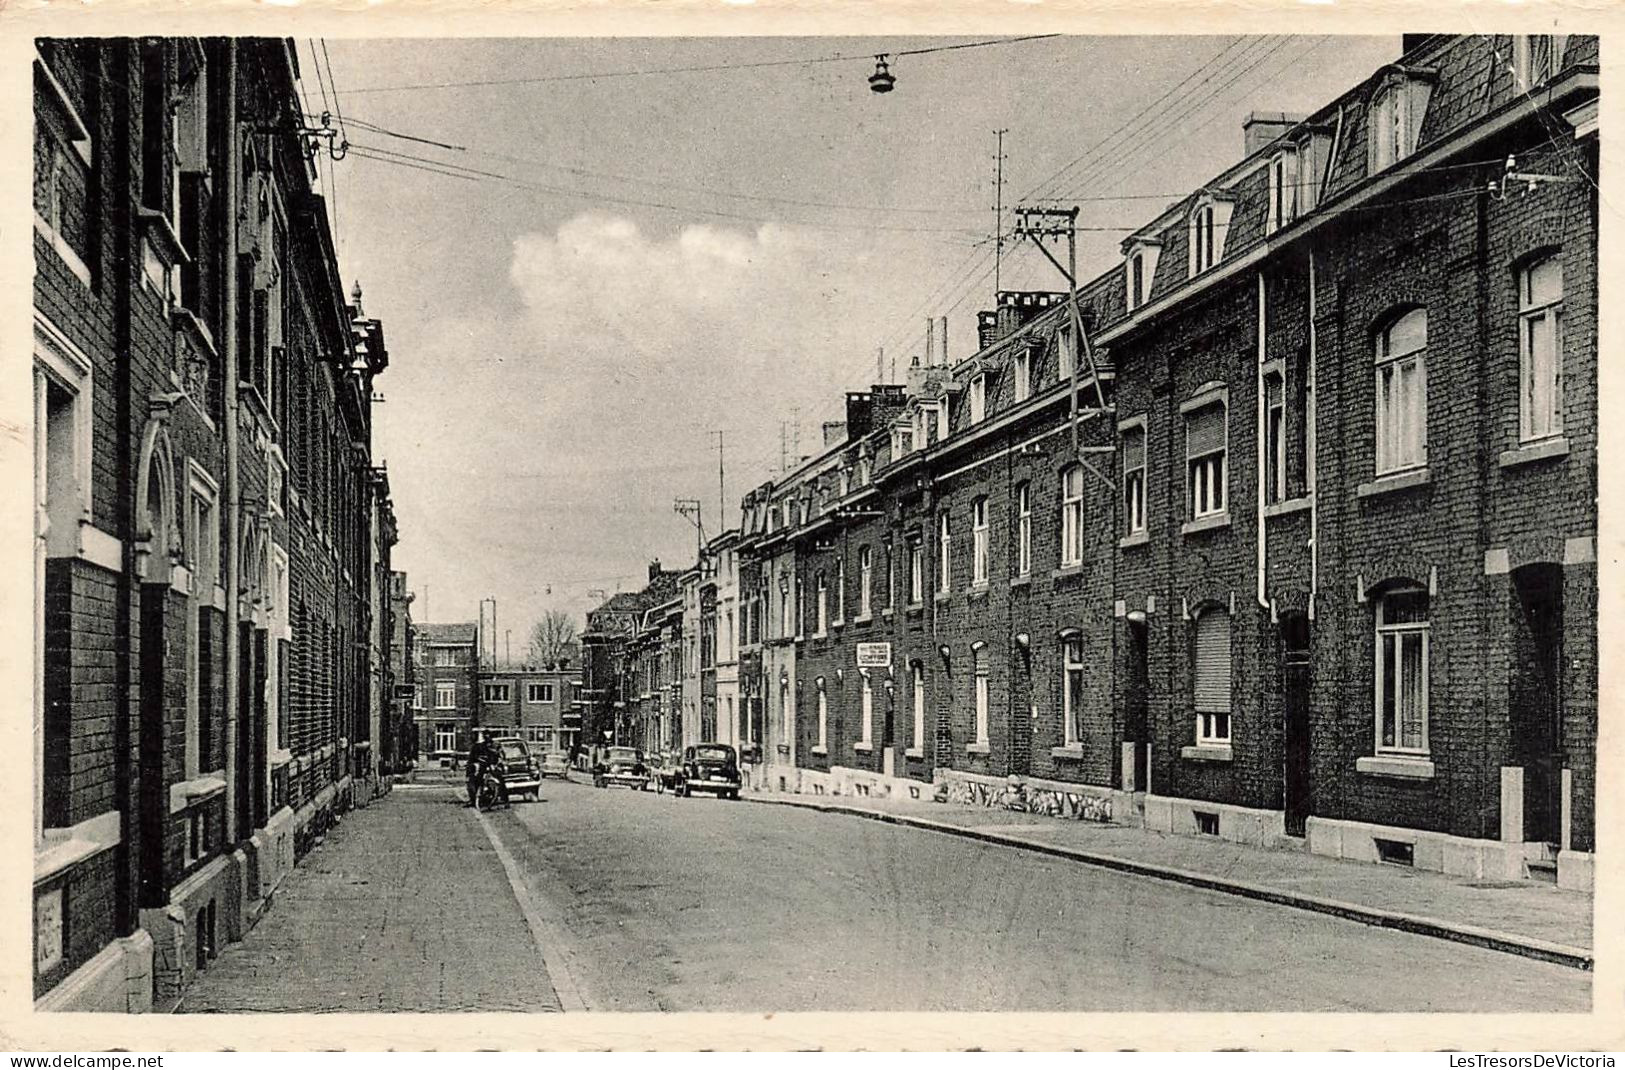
<box><xmin>1060</xmin><ymin>466</ymin><xmax>1084</xmax><ymax>566</ymax></box>
<box><xmin>1062</xmin><ymin>633</ymin><xmax>1085</xmax><ymax>747</ymax></box>
<box><xmin>858</xmin><ymin>545</ymin><xmax>872</xmax><ymax>617</ymax></box>
<box><xmin>911</xmin><ymin>663</ymin><xmax>926</xmax><ymax>752</ymax></box>
<box><xmin>1518</xmin><ymin>256</ymin><xmax>1564</xmax><ymax>442</ymax></box>
<box><xmin>815</xmin><ymin>678</ymin><xmax>828</xmax><ymax>752</ymax></box>
<box><xmin>1375</xmin><ymin>587</ymin><xmax>1429</xmax><ymax>755</ymax></box>
<box><xmin>971</xmin><ymin>643</ymin><xmax>990</xmax><ymax>746</ymax></box>
<box><xmin>1193</xmin><ymin>607</ymin><xmax>1232</xmax><ymax>744</ymax></box>
<box><xmin>860</xmin><ymin>673</ymin><xmax>873</xmax><ymax>745</ymax></box>
<box><xmin>1015</xmin><ymin>483</ymin><xmax>1032</xmax><ymax>576</ymax></box>
<box><xmin>1375</xmin><ymin>308</ymin><xmax>1428</xmax><ymax>474</ymax></box>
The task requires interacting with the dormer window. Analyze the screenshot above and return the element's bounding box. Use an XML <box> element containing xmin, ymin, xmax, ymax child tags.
<box><xmin>969</xmin><ymin>374</ymin><xmax>987</xmax><ymax>424</ymax></box>
<box><xmin>1124</xmin><ymin>240</ymin><xmax>1161</xmax><ymax>312</ymax></box>
<box><xmin>1514</xmin><ymin>35</ymin><xmax>1567</xmax><ymax>88</ymax></box>
<box><xmin>1369</xmin><ymin>70</ymin><xmax>1433</xmax><ymax>173</ymax></box>
<box><xmin>1191</xmin><ymin>204</ymin><xmax>1218</xmax><ymax>274</ymax></box>
<box><xmin>1058</xmin><ymin>324</ymin><xmax>1076</xmax><ymax>381</ymax></box>
<box><xmin>1013</xmin><ymin>348</ymin><xmax>1031</xmax><ymax>403</ymax></box>
<box><xmin>1267</xmin><ymin>150</ymin><xmax>1298</xmax><ymax>234</ymax></box>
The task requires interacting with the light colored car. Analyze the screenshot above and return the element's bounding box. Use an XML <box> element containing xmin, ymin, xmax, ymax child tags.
<box><xmin>540</xmin><ymin>751</ymin><xmax>572</xmax><ymax>780</ymax></box>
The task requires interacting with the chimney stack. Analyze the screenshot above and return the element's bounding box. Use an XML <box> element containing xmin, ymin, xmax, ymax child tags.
<box><xmin>1243</xmin><ymin>111</ymin><xmax>1306</xmax><ymax>158</ymax></box>
<box><xmin>648</xmin><ymin>559</ymin><xmax>662</xmax><ymax>582</ymax></box>
<box><xmin>925</xmin><ymin>317</ymin><xmax>935</xmax><ymax>367</ymax></box>
<box><xmin>939</xmin><ymin>315</ymin><xmax>948</xmax><ymax>366</ymax></box>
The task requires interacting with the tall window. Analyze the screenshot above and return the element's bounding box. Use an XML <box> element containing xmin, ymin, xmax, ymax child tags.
<box><xmin>908</xmin><ymin>541</ymin><xmax>924</xmax><ymax>604</ymax></box>
<box><xmin>1519</xmin><ymin>257</ymin><xmax>1564</xmax><ymax>442</ymax></box>
<box><xmin>937</xmin><ymin>512</ymin><xmax>952</xmax><ymax>593</ymax></box>
<box><xmin>972</xmin><ymin>646</ymin><xmax>990</xmax><ymax>746</ymax></box>
<box><xmin>779</xmin><ymin>575</ymin><xmax>791</xmax><ymax>638</ymax></box>
<box><xmin>435</xmin><ymin>724</ymin><xmax>456</xmax><ymax>754</ymax></box>
<box><xmin>1058</xmin><ymin>325</ymin><xmax>1076</xmax><ymax>381</ymax></box>
<box><xmin>1186</xmin><ymin>402</ymin><xmax>1227</xmax><ymax>519</ymax></box>
<box><xmin>436</xmin><ymin>682</ymin><xmax>456</xmax><ymax>709</ymax></box>
<box><xmin>187</xmin><ymin>475</ymin><xmax>218</xmax><ymax>778</ymax></box>
<box><xmin>1193</xmin><ymin>608</ymin><xmax>1232</xmax><ymax>744</ymax></box>
<box><xmin>1375</xmin><ymin>309</ymin><xmax>1428</xmax><ymax>474</ymax></box>
<box><xmin>860</xmin><ymin>676</ymin><xmax>873</xmax><ymax>745</ymax></box>
<box><xmin>835</xmin><ymin>558</ymin><xmax>846</xmax><ymax>623</ymax></box>
<box><xmin>1264</xmin><ymin>372</ymin><xmax>1286</xmax><ymax>504</ymax></box>
<box><xmin>1376</xmin><ymin>588</ymin><xmax>1429</xmax><ymax>755</ymax></box>
<box><xmin>1516</xmin><ymin>35</ymin><xmax>1565</xmax><ymax>88</ymax></box>
<box><xmin>912</xmin><ymin>664</ymin><xmax>925</xmax><ymax>751</ymax></box>
<box><xmin>1016</xmin><ymin>483</ymin><xmax>1032</xmax><ymax>575</ymax></box>
<box><xmin>816</xmin><ymin>680</ymin><xmax>828</xmax><ymax>751</ymax></box>
<box><xmin>1014</xmin><ymin>350</ymin><xmax>1031</xmax><ymax>403</ymax></box>
<box><xmin>1369</xmin><ymin>80</ymin><xmax>1425</xmax><ymax>172</ymax></box>
<box><xmin>971</xmin><ymin>497</ymin><xmax>989</xmax><ymax>586</ymax></box>
<box><xmin>1122</xmin><ymin>424</ymin><xmax>1147</xmax><ymax>535</ymax></box>
<box><xmin>858</xmin><ymin>546</ymin><xmax>872</xmax><ymax>616</ymax></box>
<box><xmin>885</xmin><ymin>541</ymin><xmax>895</xmax><ymax>608</ymax></box>
<box><xmin>1191</xmin><ymin>203</ymin><xmax>1217</xmax><ymax>273</ymax></box>
<box><xmin>1268</xmin><ymin>151</ymin><xmax>1297</xmax><ymax>234</ymax></box>
<box><xmin>815</xmin><ymin>573</ymin><xmax>828</xmax><ymax>635</ymax></box>
<box><xmin>1060</xmin><ymin>466</ymin><xmax>1084</xmax><ymax>566</ymax></box>
<box><xmin>1062</xmin><ymin>636</ymin><xmax>1085</xmax><ymax>746</ymax></box>
<box><xmin>779</xmin><ymin>677</ymin><xmax>790</xmax><ymax>740</ymax></box>
<box><xmin>969</xmin><ymin>375</ymin><xmax>987</xmax><ymax>424</ymax></box>
<box><xmin>1128</xmin><ymin>252</ymin><xmax>1146</xmax><ymax>310</ymax></box>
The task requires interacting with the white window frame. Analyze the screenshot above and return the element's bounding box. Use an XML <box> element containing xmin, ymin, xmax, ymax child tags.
<box><xmin>971</xmin><ymin>497</ymin><xmax>989</xmax><ymax>587</ymax></box>
<box><xmin>1128</xmin><ymin>252</ymin><xmax>1146</xmax><ymax>311</ymax></box>
<box><xmin>1267</xmin><ymin>150</ymin><xmax>1298</xmax><ymax>234</ymax></box>
<box><xmin>779</xmin><ymin>575</ymin><xmax>791</xmax><ymax>638</ymax></box>
<box><xmin>185</xmin><ymin>463</ymin><xmax>220</xmax><ymax>780</ymax></box>
<box><xmin>937</xmin><ymin>512</ymin><xmax>952</xmax><ymax>593</ymax></box>
<box><xmin>816</xmin><ymin>681</ymin><xmax>828</xmax><ymax>752</ymax></box>
<box><xmin>1518</xmin><ymin>256</ymin><xmax>1564</xmax><ymax>443</ymax></box>
<box><xmin>483</xmin><ymin>682</ymin><xmax>511</xmax><ymax>703</ymax></box>
<box><xmin>912</xmin><ymin>664</ymin><xmax>926</xmax><ymax>752</ymax></box>
<box><xmin>434</xmin><ymin>723</ymin><xmax>456</xmax><ymax>754</ymax></box>
<box><xmin>435</xmin><ymin>682</ymin><xmax>456</xmax><ymax>710</ymax></box>
<box><xmin>1375</xmin><ymin>588</ymin><xmax>1431</xmax><ymax>756</ymax></box>
<box><xmin>834</xmin><ymin>558</ymin><xmax>846</xmax><ymax>625</ymax></box>
<box><xmin>972</xmin><ymin>644</ymin><xmax>990</xmax><ymax>746</ymax></box>
<box><xmin>1193</xmin><ymin>608</ymin><xmax>1232</xmax><ymax>745</ymax></box>
<box><xmin>858</xmin><ymin>545</ymin><xmax>872</xmax><ymax>617</ymax></box>
<box><xmin>1514</xmin><ymin>35</ymin><xmax>1568</xmax><ymax>89</ymax></box>
<box><xmin>1120</xmin><ymin>418</ymin><xmax>1147</xmax><ymax>536</ymax></box>
<box><xmin>1190</xmin><ymin>203</ymin><xmax>1217</xmax><ymax>274</ymax></box>
<box><xmin>1375</xmin><ymin>309</ymin><xmax>1429</xmax><ymax>476</ymax></box>
<box><xmin>527</xmin><ymin>682</ymin><xmax>555</xmax><ymax>703</ymax></box>
<box><xmin>1058</xmin><ymin>324</ymin><xmax>1076</xmax><ymax>382</ymax></box>
<box><xmin>1062</xmin><ymin>635</ymin><xmax>1085</xmax><ymax>747</ymax></box>
<box><xmin>815</xmin><ymin>573</ymin><xmax>828</xmax><ymax>636</ymax></box>
<box><xmin>1060</xmin><ymin>467</ymin><xmax>1084</xmax><ymax>566</ymax></box>
<box><xmin>1264</xmin><ymin>370</ymin><xmax>1287</xmax><ymax>504</ymax></box>
<box><xmin>1182</xmin><ymin>391</ymin><xmax>1229</xmax><ymax>521</ymax></box>
<box><xmin>860</xmin><ymin>675</ymin><xmax>873</xmax><ymax>745</ymax></box>
<box><xmin>1013</xmin><ymin>350</ymin><xmax>1031</xmax><ymax>403</ymax></box>
<box><xmin>969</xmin><ymin>374</ymin><xmax>987</xmax><ymax>424</ymax></box>
<box><xmin>1016</xmin><ymin>484</ymin><xmax>1032</xmax><ymax>576</ymax></box>
<box><xmin>908</xmin><ymin>541</ymin><xmax>923</xmax><ymax>604</ymax></box>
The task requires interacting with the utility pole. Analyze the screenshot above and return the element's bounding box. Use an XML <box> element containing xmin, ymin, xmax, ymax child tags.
<box><xmin>993</xmin><ymin>129</ymin><xmax>1009</xmax><ymax>295</ymax></box>
<box><xmin>876</xmin><ymin>346</ymin><xmax>884</xmax><ymax>385</ymax></box>
<box><xmin>779</xmin><ymin>421</ymin><xmax>788</xmax><ymax>474</ymax></box>
<box><xmin>674</xmin><ymin>498</ymin><xmax>704</xmax><ymax>563</ymax></box>
<box><xmin>505</xmin><ymin>629</ymin><xmax>511</xmax><ymax>669</ymax></box>
<box><xmin>791</xmin><ymin>406</ymin><xmax>801</xmax><ymax>463</ymax></box>
<box><xmin>711</xmin><ymin>430</ymin><xmax>726</xmax><ymax>532</ymax></box>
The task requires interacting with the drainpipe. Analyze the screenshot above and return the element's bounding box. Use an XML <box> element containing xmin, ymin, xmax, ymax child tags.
<box><xmin>222</xmin><ymin>40</ymin><xmax>241</xmax><ymax>843</ymax></box>
<box><xmin>1255</xmin><ymin>271</ymin><xmax>1269</xmax><ymax>610</ymax></box>
<box><xmin>1308</xmin><ymin>250</ymin><xmax>1319</xmax><ymax>620</ymax></box>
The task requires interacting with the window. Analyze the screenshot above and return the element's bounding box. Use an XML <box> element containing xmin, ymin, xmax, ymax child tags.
<box><xmin>1185</xmin><ymin>402</ymin><xmax>1227</xmax><ymax>519</ymax></box>
<box><xmin>834</xmin><ymin>559</ymin><xmax>845</xmax><ymax>624</ymax></box>
<box><xmin>435</xmin><ymin>723</ymin><xmax>456</xmax><ymax>753</ymax></box>
<box><xmin>1013</xmin><ymin>350</ymin><xmax>1031</xmax><ymax>403</ymax></box>
<box><xmin>857</xmin><ymin>452</ymin><xmax>871</xmax><ymax>486</ymax></box>
<box><xmin>795</xmin><ymin>577</ymin><xmax>804</xmax><ymax>637</ymax></box>
<box><xmin>34</xmin><ymin>44</ymin><xmax>94</xmax><ymax>286</ymax></box>
<box><xmin>1128</xmin><ymin>252</ymin><xmax>1147</xmax><ymax>311</ymax></box>
<box><xmin>972</xmin><ymin>646</ymin><xmax>990</xmax><ymax>746</ymax></box>
<box><xmin>1191</xmin><ymin>203</ymin><xmax>1218</xmax><ymax>273</ymax></box>
<box><xmin>816</xmin><ymin>680</ymin><xmax>828</xmax><ymax>751</ymax></box>
<box><xmin>1058</xmin><ymin>325</ymin><xmax>1077</xmax><ymax>381</ymax></box>
<box><xmin>1515</xmin><ymin>35</ymin><xmax>1567</xmax><ymax>88</ymax></box>
<box><xmin>527</xmin><ymin>683</ymin><xmax>555</xmax><ymax>703</ymax></box>
<box><xmin>1375</xmin><ymin>309</ymin><xmax>1428</xmax><ymax>474</ymax></box>
<box><xmin>1519</xmin><ymin>257</ymin><xmax>1564</xmax><ymax>441</ymax></box>
<box><xmin>912</xmin><ymin>665</ymin><xmax>926</xmax><ymax>751</ymax></box>
<box><xmin>779</xmin><ymin>575</ymin><xmax>791</xmax><ymax>638</ymax></box>
<box><xmin>1122</xmin><ymin>423</ymin><xmax>1147</xmax><ymax>536</ymax></box>
<box><xmin>1125</xmin><ymin>243</ymin><xmax>1161</xmax><ymax>312</ymax></box>
<box><xmin>1062</xmin><ymin>636</ymin><xmax>1085</xmax><ymax>746</ymax></box>
<box><xmin>1268</xmin><ymin>151</ymin><xmax>1298</xmax><ymax>234</ymax></box>
<box><xmin>860</xmin><ymin>676</ymin><xmax>873</xmax><ymax>745</ymax></box>
<box><xmin>778</xmin><ymin>677</ymin><xmax>790</xmax><ymax>739</ymax></box>
<box><xmin>885</xmin><ymin>542</ymin><xmax>895</xmax><ymax>608</ymax></box>
<box><xmin>436</xmin><ymin>682</ymin><xmax>456</xmax><ymax>709</ymax></box>
<box><xmin>1016</xmin><ymin>484</ymin><xmax>1032</xmax><ymax>575</ymax></box>
<box><xmin>1060</xmin><ymin>467</ymin><xmax>1084</xmax><ymax>566</ymax></box>
<box><xmin>1369</xmin><ymin>77</ymin><xmax>1430</xmax><ymax>172</ymax></box>
<box><xmin>434</xmin><ymin>647</ymin><xmax>457</xmax><ymax>667</ymax></box>
<box><xmin>1376</xmin><ymin>588</ymin><xmax>1429</xmax><ymax>755</ymax></box>
<box><xmin>893</xmin><ymin>426</ymin><xmax>914</xmax><ymax>457</ymax></box>
<box><xmin>186</xmin><ymin>473</ymin><xmax>218</xmax><ymax>779</ymax></box>
<box><xmin>908</xmin><ymin>541</ymin><xmax>924</xmax><ymax>604</ymax></box>
<box><xmin>937</xmin><ymin>512</ymin><xmax>954</xmax><ymax>592</ymax></box>
<box><xmin>1193</xmin><ymin>608</ymin><xmax>1232</xmax><ymax>744</ymax></box>
<box><xmin>969</xmin><ymin>375</ymin><xmax>987</xmax><ymax>424</ymax></box>
<box><xmin>859</xmin><ymin>546</ymin><xmax>872</xmax><ymax>617</ymax></box>
<box><xmin>1264</xmin><ymin>372</ymin><xmax>1286</xmax><ymax>504</ymax></box>
<box><xmin>482</xmin><ymin>683</ymin><xmax>510</xmax><ymax>703</ymax></box>
<box><xmin>971</xmin><ymin>498</ymin><xmax>989</xmax><ymax>586</ymax></box>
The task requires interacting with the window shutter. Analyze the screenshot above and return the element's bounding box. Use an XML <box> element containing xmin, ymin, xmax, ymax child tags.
<box><xmin>1123</xmin><ymin>426</ymin><xmax>1146</xmax><ymax>470</ymax></box>
<box><xmin>1193</xmin><ymin>610</ymin><xmax>1231</xmax><ymax>713</ymax></box>
<box><xmin>1186</xmin><ymin>403</ymin><xmax>1225</xmax><ymax>459</ymax></box>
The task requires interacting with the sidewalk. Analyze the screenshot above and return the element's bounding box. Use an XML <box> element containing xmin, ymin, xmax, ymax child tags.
<box><xmin>175</xmin><ymin>784</ymin><xmax>562</xmax><ymax>1012</ymax></box>
<box><xmin>748</xmin><ymin>790</ymin><xmax>1593</xmax><ymax>970</ymax></box>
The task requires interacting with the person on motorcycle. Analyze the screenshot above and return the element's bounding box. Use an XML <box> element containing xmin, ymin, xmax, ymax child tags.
<box><xmin>465</xmin><ymin>734</ymin><xmax>490</xmax><ymax>807</ymax></box>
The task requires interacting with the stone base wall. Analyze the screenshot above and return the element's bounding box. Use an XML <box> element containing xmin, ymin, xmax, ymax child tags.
<box><xmin>938</xmin><ymin>769</ymin><xmax>1126</xmax><ymax>825</ymax></box>
<box><xmin>139</xmin><ymin>851</ymin><xmax>240</xmax><ymax>1004</ymax></box>
<box><xmin>1306</xmin><ymin>814</ymin><xmax>1529</xmax><ymax>881</ymax></box>
<box><xmin>795</xmin><ymin>765</ymin><xmax>935</xmax><ymax>802</ymax></box>
<box><xmin>1144</xmin><ymin>795</ymin><xmax>1288</xmax><ymax>847</ymax></box>
<box><xmin>34</xmin><ymin>931</ymin><xmax>154</xmax><ymax>1013</ymax></box>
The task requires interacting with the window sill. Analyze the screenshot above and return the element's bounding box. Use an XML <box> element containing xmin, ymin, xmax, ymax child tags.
<box><xmin>1050</xmin><ymin>744</ymin><xmax>1086</xmax><ymax>759</ymax></box>
<box><xmin>1264</xmin><ymin>496</ymin><xmax>1312</xmax><ymax>519</ymax></box>
<box><xmin>933</xmin><ymin>591</ymin><xmax>952</xmax><ymax>605</ymax></box>
<box><xmin>966</xmin><ymin>742</ymin><xmax>991</xmax><ymax>755</ymax></box>
<box><xmin>905</xmin><ymin>606</ymin><xmax>924</xmax><ymax>620</ymax></box>
<box><xmin>905</xmin><ymin>747</ymin><xmax>924</xmax><ymax>759</ymax></box>
<box><xmin>34</xmin><ymin>212</ymin><xmax>92</xmax><ymax>289</ymax></box>
<box><xmin>1180</xmin><ymin>744</ymin><xmax>1233</xmax><ymax>762</ymax></box>
<box><xmin>880</xmin><ymin>608</ymin><xmax>895</xmax><ymax>619</ymax></box>
<box><xmin>1010</xmin><ymin>574</ymin><xmax>1032</xmax><ymax>589</ymax></box>
<box><xmin>34</xmin><ymin>811</ymin><xmax>121</xmax><ymax>886</ymax></box>
<box><xmin>853</xmin><ymin>742</ymin><xmax>873</xmax><ymax>753</ymax></box>
<box><xmin>1181</xmin><ymin>512</ymin><xmax>1231</xmax><ymax>536</ymax></box>
<box><xmin>852</xmin><ymin>612</ymin><xmax>873</xmax><ymax>625</ymax></box>
<box><xmin>1498</xmin><ymin>437</ymin><xmax>1570</xmax><ymax>470</ymax></box>
<box><xmin>810</xmin><ymin>746</ymin><xmax>828</xmax><ymax>757</ymax></box>
<box><xmin>1051</xmin><ymin>563</ymin><xmax>1085</xmax><ymax>581</ymax></box>
<box><xmin>1119</xmin><ymin>530</ymin><xmax>1150</xmax><ymax>549</ymax></box>
<box><xmin>1357</xmin><ymin>467</ymin><xmax>1430</xmax><ymax>499</ymax></box>
<box><xmin>1356</xmin><ymin>755</ymin><xmax>1435</xmax><ymax>780</ymax></box>
<box><xmin>967</xmin><ymin>585</ymin><xmax>990</xmax><ymax>602</ymax></box>
<box><xmin>135</xmin><ymin>206</ymin><xmax>190</xmax><ymax>266</ymax></box>
<box><xmin>168</xmin><ymin>772</ymin><xmax>227</xmax><ymax>815</ymax></box>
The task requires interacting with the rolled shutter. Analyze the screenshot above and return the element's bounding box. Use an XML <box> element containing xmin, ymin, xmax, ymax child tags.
<box><xmin>1186</xmin><ymin>403</ymin><xmax>1225</xmax><ymax>459</ymax></box>
<box><xmin>1123</xmin><ymin>425</ymin><xmax>1146</xmax><ymax>471</ymax></box>
<box><xmin>1193</xmin><ymin>610</ymin><xmax>1231</xmax><ymax>713</ymax></box>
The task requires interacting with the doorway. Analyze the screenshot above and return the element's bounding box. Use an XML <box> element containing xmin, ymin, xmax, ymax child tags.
<box><xmin>1510</xmin><ymin>564</ymin><xmax>1564</xmax><ymax>846</ymax></box>
<box><xmin>1281</xmin><ymin>611</ymin><xmax>1312</xmax><ymax>837</ymax></box>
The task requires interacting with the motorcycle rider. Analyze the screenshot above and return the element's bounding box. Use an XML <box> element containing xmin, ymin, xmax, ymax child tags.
<box><xmin>465</xmin><ymin>733</ymin><xmax>490</xmax><ymax>807</ymax></box>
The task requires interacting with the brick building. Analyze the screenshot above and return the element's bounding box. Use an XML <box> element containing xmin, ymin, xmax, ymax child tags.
<box><xmin>30</xmin><ymin>37</ymin><xmax>396</xmax><ymax>1010</ymax></box>
<box><xmin>415</xmin><ymin>621</ymin><xmax>479</xmax><ymax>761</ymax></box>
<box><xmin>580</xmin><ymin>562</ymin><xmax>683</xmax><ymax>753</ymax></box>
<box><xmin>473</xmin><ymin>665</ymin><xmax>584</xmax><ymax>753</ymax></box>
<box><xmin>386</xmin><ymin>570</ymin><xmax>415</xmax><ymax>768</ymax></box>
<box><xmin>726</xmin><ymin>34</ymin><xmax>1597</xmax><ymax>889</ymax></box>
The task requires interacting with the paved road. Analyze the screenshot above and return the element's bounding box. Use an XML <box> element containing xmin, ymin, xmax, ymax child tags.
<box><xmin>490</xmin><ymin>778</ymin><xmax>1589</xmax><ymax>1013</ymax></box>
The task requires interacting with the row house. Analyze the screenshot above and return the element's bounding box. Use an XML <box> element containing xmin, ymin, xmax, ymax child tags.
<box><xmin>746</xmin><ymin>33</ymin><xmax>1597</xmax><ymax>890</ymax></box>
<box><xmin>414</xmin><ymin>621</ymin><xmax>479</xmax><ymax>760</ymax></box>
<box><xmin>580</xmin><ymin>561</ymin><xmax>683</xmax><ymax>753</ymax></box>
<box><xmin>386</xmin><ymin>570</ymin><xmax>415</xmax><ymax>768</ymax></box>
<box><xmin>31</xmin><ymin>37</ymin><xmax>396</xmax><ymax>1010</ymax></box>
<box><xmin>474</xmin><ymin>665</ymin><xmax>584</xmax><ymax>754</ymax></box>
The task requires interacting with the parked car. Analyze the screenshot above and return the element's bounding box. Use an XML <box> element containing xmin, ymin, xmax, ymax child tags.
<box><xmin>593</xmin><ymin>746</ymin><xmax>651</xmax><ymax>790</ymax></box>
<box><xmin>675</xmin><ymin>743</ymin><xmax>742</xmax><ymax>799</ymax></box>
<box><xmin>645</xmin><ymin>752</ymin><xmax>683</xmax><ymax>793</ymax></box>
<box><xmin>489</xmin><ymin>737</ymin><xmax>542</xmax><ymax>801</ymax></box>
<box><xmin>539</xmin><ymin>750</ymin><xmax>572</xmax><ymax>780</ymax></box>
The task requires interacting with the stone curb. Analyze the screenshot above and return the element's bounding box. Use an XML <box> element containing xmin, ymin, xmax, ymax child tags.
<box><xmin>749</xmin><ymin>794</ymin><xmax>1593</xmax><ymax>972</ymax></box>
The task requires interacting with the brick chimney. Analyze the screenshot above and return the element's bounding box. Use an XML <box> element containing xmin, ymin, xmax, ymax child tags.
<box><xmin>845</xmin><ymin>391</ymin><xmax>874</xmax><ymax>440</ymax></box>
<box><xmin>822</xmin><ymin>421</ymin><xmax>848</xmax><ymax>447</ymax></box>
<box><xmin>1243</xmin><ymin>111</ymin><xmax>1306</xmax><ymax>157</ymax></box>
<box><xmin>648</xmin><ymin>559</ymin><xmax>662</xmax><ymax>582</ymax></box>
<box><xmin>982</xmin><ymin>292</ymin><xmax>1067</xmax><ymax>350</ymax></box>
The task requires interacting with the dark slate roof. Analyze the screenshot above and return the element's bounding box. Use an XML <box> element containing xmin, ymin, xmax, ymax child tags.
<box><xmin>417</xmin><ymin>621</ymin><xmax>477</xmax><ymax>644</ymax></box>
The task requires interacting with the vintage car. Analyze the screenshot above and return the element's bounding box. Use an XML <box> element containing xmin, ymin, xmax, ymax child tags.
<box><xmin>645</xmin><ymin>752</ymin><xmax>683</xmax><ymax>793</ymax></box>
<box><xmin>592</xmin><ymin>746</ymin><xmax>651</xmax><ymax>790</ymax></box>
<box><xmin>674</xmin><ymin>743</ymin><xmax>742</xmax><ymax>799</ymax></box>
<box><xmin>485</xmin><ymin>737</ymin><xmax>542</xmax><ymax>803</ymax></box>
<box><xmin>539</xmin><ymin>750</ymin><xmax>572</xmax><ymax>780</ymax></box>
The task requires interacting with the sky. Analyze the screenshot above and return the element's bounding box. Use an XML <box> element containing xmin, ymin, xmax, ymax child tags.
<box><xmin>308</xmin><ymin>34</ymin><xmax>1399</xmax><ymax>653</ymax></box>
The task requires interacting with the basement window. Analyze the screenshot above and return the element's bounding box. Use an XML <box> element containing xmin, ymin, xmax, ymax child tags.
<box><xmin>1194</xmin><ymin>811</ymin><xmax>1220</xmax><ymax>836</ymax></box>
<box><xmin>1374</xmin><ymin>838</ymin><xmax>1415</xmax><ymax>867</ymax></box>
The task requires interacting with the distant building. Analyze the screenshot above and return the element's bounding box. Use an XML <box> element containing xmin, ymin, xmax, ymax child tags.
<box><xmin>474</xmin><ymin>665</ymin><xmax>583</xmax><ymax>753</ymax></box>
<box><xmin>387</xmin><ymin>572</ymin><xmax>415</xmax><ymax>768</ymax></box>
<box><xmin>415</xmin><ymin>622</ymin><xmax>480</xmax><ymax>761</ymax></box>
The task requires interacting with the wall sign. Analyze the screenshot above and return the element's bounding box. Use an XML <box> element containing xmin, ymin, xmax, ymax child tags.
<box><xmin>856</xmin><ymin>642</ymin><xmax>892</xmax><ymax>669</ymax></box>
